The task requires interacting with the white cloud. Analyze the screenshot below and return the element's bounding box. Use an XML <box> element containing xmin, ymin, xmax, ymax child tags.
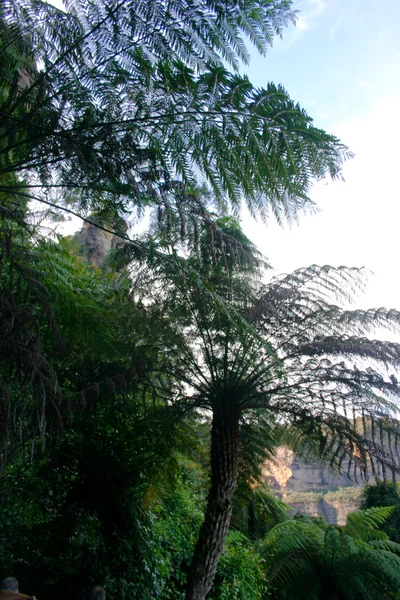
<box><xmin>329</xmin><ymin>27</ymin><xmax>336</xmax><ymax>40</ymax></box>
<box><xmin>296</xmin><ymin>16</ymin><xmax>309</xmax><ymax>31</ymax></box>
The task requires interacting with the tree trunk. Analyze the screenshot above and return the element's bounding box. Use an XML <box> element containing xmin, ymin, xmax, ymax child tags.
<box><xmin>185</xmin><ymin>402</ymin><xmax>241</xmax><ymax>600</ymax></box>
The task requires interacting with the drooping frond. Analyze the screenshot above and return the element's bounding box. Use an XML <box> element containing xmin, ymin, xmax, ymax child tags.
<box><xmin>240</xmin><ymin>266</ymin><xmax>400</xmax><ymax>480</ymax></box>
<box><xmin>0</xmin><ymin>201</ymin><xmax>64</xmax><ymax>462</ymax></box>
<box><xmin>4</xmin><ymin>0</ymin><xmax>296</xmax><ymax>72</ymax></box>
<box><xmin>145</xmin><ymin>255</ymin><xmax>400</xmax><ymax>482</ymax></box>
<box><xmin>346</xmin><ymin>506</ymin><xmax>395</xmax><ymax>540</ymax></box>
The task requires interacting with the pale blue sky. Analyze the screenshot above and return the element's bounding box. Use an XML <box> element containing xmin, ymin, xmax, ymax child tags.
<box><xmin>246</xmin><ymin>0</ymin><xmax>400</xmax><ymax>125</ymax></box>
<box><xmin>241</xmin><ymin>0</ymin><xmax>400</xmax><ymax>310</ymax></box>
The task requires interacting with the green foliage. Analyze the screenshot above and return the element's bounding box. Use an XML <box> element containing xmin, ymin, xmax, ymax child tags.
<box><xmin>0</xmin><ymin>203</ymin><xmax>66</xmax><ymax>459</ymax></box>
<box><xmin>3</xmin><ymin>205</ymin><xmax>400</xmax><ymax>600</ymax></box>
<box><xmin>210</xmin><ymin>532</ymin><xmax>267</xmax><ymax>600</ymax></box>
<box><xmin>360</xmin><ymin>481</ymin><xmax>400</xmax><ymax>543</ymax></box>
<box><xmin>0</xmin><ymin>203</ymin><xmax>129</xmax><ymax>458</ymax></box>
<box><xmin>0</xmin><ymin>1</ymin><xmax>399</xmax><ymax>599</ymax></box>
<box><xmin>233</xmin><ymin>484</ymin><xmax>289</xmax><ymax>540</ymax></box>
<box><xmin>324</xmin><ymin>486</ymin><xmax>364</xmax><ymax>503</ymax></box>
<box><xmin>262</xmin><ymin>508</ymin><xmax>400</xmax><ymax>599</ymax></box>
<box><xmin>0</xmin><ymin>401</ymin><xmax>207</xmax><ymax>600</ymax></box>
<box><xmin>1</xmin><ymin>0</ymin><xmax>349</xmax><ymax>239</ymax></box>
<box><xmin>285</xmin><ymin>491</ymin><xmax>323</xmax><ymax>504</ymax></box>
<box><xmin>285</xmin><ymin>486</ymin><xmax>364</xmax><ymax>507</ymax></box>
<box><xmin>284</xmin><ymin>486</ymin><xmax>364</xmax><ymax>509</ymax></box>
<box><xmin>346</xmin><ymin>506</ymin><xmax>395</xmax><ymax>540</ymax></box>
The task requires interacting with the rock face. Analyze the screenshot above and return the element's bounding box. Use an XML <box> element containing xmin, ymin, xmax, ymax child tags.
<box><xmin>286</xmin><ymin>499</ymin><xmax>361</xmax><ymax>526</ymax></box>
<box><xmin>262</xmin><ymin>447</ymin><xmax>355</xmax><ymax>496</ymax></box>
<box><xmin>262</xmin><ymin>447</ymin><xmax>363</xmax><ymax>524</ymax></box>
<box><xmin>74</xmin><ymin>218</ymin><xmax>127</xmax><ymax>267</ymax></box>
<box><xmin>263</xmin><ymin>447</ymin><xmax>295</xmax><ymax>495</ymax></box>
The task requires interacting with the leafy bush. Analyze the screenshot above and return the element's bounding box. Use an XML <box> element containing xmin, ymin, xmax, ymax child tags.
<box><xmin>262</xmin><ymin>507</ymin><xmax>400</xmax><ymax>600</ymax></box>
<box><xmin>0</xmin><ymin>407</ymin><xmax>206</xmax><ymax>600</ymax></box>
<box><xmin>360</xmin><ymin>480</ymin><xmax>400</xmax><ymax>543</ymax></box>
<box><xmin>325</xmin><ymin>486</ymin><xmax>364</xmax><ymax>503</ymax></box>
<box><xmin>210</xmin><ymin>532</ymin><xmax>266</xmax><ymax>600</ymax></box>
<box><xmin>285</xmin><ymin>491</ymin><xmax>323</xmax><ymax>504</ymax></box>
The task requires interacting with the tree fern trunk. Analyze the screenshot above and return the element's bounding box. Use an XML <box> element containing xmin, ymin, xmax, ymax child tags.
<box><xmin>185</xmin><ymin>402</ymin><xmax>240</xmax><ymax>600</ymax></box>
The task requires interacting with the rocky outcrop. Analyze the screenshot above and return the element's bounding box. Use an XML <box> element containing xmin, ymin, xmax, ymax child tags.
<box><xmin>262</xmin><ymin>447</ymin><xmax>294</xmax><ymax>495</ymax></box>
<box><xmin>262</xmin><ymin>446</ymin><xmax>364</xmax><ymax>524</ymax></box>
<box><xmin>262</xmin><ymin>447</ymin><xmax>356</xmax><ymax>497</ymax></box>
<box><xmin>74</xmin><ymin>217</ymin><xmax>127</xmax><ymax>267</ymax></box>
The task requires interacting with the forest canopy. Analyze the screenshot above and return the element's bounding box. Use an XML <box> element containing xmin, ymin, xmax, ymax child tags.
<box><xmin>1</xmin><ymin>2</ymin><xmax>400</xmax><ymax>600</ymax></box>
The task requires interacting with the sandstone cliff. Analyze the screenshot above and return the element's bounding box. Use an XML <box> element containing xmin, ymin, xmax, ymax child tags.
<box><xmin>74</xmin><ymin>217</ymin><xmax>127</xmax><ymax>267</ymax></box>
<box><xmin>262</xmin><ymin>446</ymin><xmax>364</xmax><ymax>524</ymax></box>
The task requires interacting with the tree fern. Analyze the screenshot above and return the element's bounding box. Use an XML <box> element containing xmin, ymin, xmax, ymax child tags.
<box><xmin>1</xmin><ymin>0</ymin><xmax>349</xmax><ymax>238</ymax></box>
<box><xmin>263</xmin><ymin>509</ymin><xmax>400</xmax><ymax>599</ymax></box>
<box><xmin>116</xmin><ymin>221</ymin><xmax>400</xmax><ymax>599</ymax></box>
<box><xmin>346</xmin><ymin>506</ymin><xmax>395</xmax><ymax>540</ymax></box>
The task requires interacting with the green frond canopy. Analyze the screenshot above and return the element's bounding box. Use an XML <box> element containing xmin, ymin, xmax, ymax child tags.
<box><xmin>1</xmin><ymin>0</ymin><xmax>349</xmax><ymax>232</ymax></box>
<box><xmin>262</xmin><ymin>508</ymin><xmax>400</xmax><ymax>599</ymax></box>
<box><xmin>140</xmin><ymin>254</ymin><xmax>400</xmax><ymax>483</ymax></box>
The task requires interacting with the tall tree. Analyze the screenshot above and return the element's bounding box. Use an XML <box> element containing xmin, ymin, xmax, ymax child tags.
<box><xmin>0</xmin><ymin>0</ymin><xmax>353</xmax><ymax>464</ymax></box>
<box><xmin>137</xmin><ymin>225</ymin><xmax>400</xmax><ymax>599</ymax></box>
<box><xmin>2</xmin><ymin>4</ymin><xmax>397</xmax><ymax>597</ymax></box>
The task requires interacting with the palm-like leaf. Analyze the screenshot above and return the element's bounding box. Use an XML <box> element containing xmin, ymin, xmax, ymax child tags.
<box><xmin>262</xmin><ymin>509</ymin><xmax>400</xmax><ymax>599</ymax></box>
<box><xmin>1</xmin><ymin>0</ymin><xmax>349</xmax><ymax>233</ymax></box>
